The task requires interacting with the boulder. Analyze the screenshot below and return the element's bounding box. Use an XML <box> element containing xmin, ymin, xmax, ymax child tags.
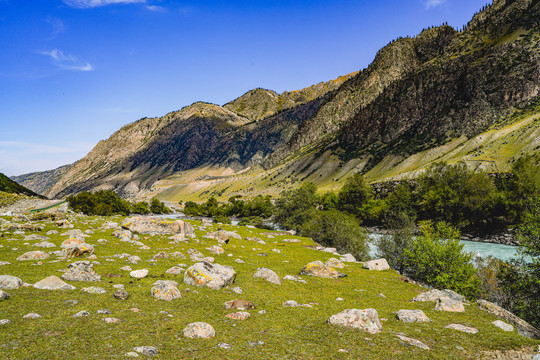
<box><xmin>253</xmin><ymin>267</ymin><xmax>281</xmax><ymax>285</ymax></box>
<box><xmin>300</xmin><ymin>261</ymin><xmax>346</xmax><ymax>279</ymax></box>
<box><xmin>225</xmin><ymin>312</ymin><xmax>250</xmax><ymax>320</ymax></box>
<box><xmin>325</xmin><ymin>258</ymin><xmax>345</xmax><ymax>269</ymax></box>
<box><xmin>362</xmin><ymin>258</ymin><xmax>390</xmax><ymax>271</ymax></box>
<box><xmin>395</xmin><ymin>335</ymin><xmax>430</xmax><ymax>350</ymax></box>
<box><xmin>33</xmin><ymin>276</ymin><xmax>76</xmax><ymax>290</ymax></box>
<box><xmin>492</xmin><ymin>320</ymin><xmax>515</xmax><ymax>332</ymax></box>
<box><xmin>165</xmin><ymin>266</ymin><xmax>185</xmax><ymax>275</ymax></box>
<box><xmin>83</xmin><ymin>287</ymin><xmax>106</xmax><ymax>294</ymax></box>
<box><xmin>183</xmin><ymin>322</ymin><xmax>215</xmax><ymax>339</ymax></box>
<box><xmin>151</xmin><ymin>280</ymin><xmax>182</xmax><ymax>301</ymax></box>
<box><xmin>445</xmin><ymin>324</ymin><xmax>478</xmax><ymax>334</ymax></box>
<box><xmin>61</xmin><ymin>261</ymin><xmax>101</xmax><ymax>282</ymax></box>
<box><xmin>62</xmin><ymin>243</ymin><xmax>95</xmax><ymax>258</ymax></box>
<box><xmin>61</xmin><ymin>229</ymin><xmax>88</xmax><ymax>238</ymax></box>
<box><xmin>208</xmin><ymin>245</ymin><xmax>224</xmax><ymax>255</ymax></box>
<box><xmin>133</xmin><ymin>346</ymin><xmax>159</xmax><ymax>357</ymax></box>
<box><xmin>16</xmin><ymin>251</ymin><xmax>49</xmax><ymax>261</ymax></box>
<box><xmin>61</xmin><ymin>238</ymin><xmax>85</xmax><ymax>249</ymax></box>
<box><xmin>224</xmin><ymin>300</ymin><xmax>255</xmax><ymax>310</ymax></box>
<box><xmin>204</xmin><ymin>230</ymin><xmax>229</xmax><ymax>243</ymax></box>
<box><xmin>396</xmin><ymin>310</ymin><xmax>431</xmax><ymax>323</ymax></box>
<box><xmin>328</xmin><ymin>309</ymin><xmax>382</xmax><ymax>334</ymax></box>
<box><xmin>434</xmin><ymin>297</ymin><xmax>465</xmax><ymax>312</ymax></box>
<box><xmin>477</xmin><ymin>299</ymin><xmax>540</xmax><ymax>339</ymax></box>
<box><xmin>122</xmin><ymin>217</ymin><xmax>195</xmax><ymax>236</ymax></box>
<box><xmin>0</xmin><ymin>290</ymin><xmax>8</xmax><ymax>300</ymax></box>
<box><xmin>413</xmin><ymin>289</ymin><xmax>466</xmax><ymax>302</ymax></box>
<box><xmin>184</xmin><ymin>262</ymin><xmax>236</xmax><ymax>290</ymax></box>
<box><xmin>130</xmin><ymin>269</ymin><xmax>149</xmax><ymax>279</ymax></box>
<box><xmin>0</xmin><ymin>275</ymin><xmax>22</xmax><ymax>289</ymax></box>
<box><xmin>153</xmin><ymin>251</ymin><xmax>169</xmax><ymax>259</ymax></box>
<box><xmin>33</xmin><ymin>241</ymin><xmax>56</xmax><ymax>248</ymax></box>
<box><xmin>113</xmin><ymin>289</ymin><xmax>129</xmax><ymax>300</ymax></box>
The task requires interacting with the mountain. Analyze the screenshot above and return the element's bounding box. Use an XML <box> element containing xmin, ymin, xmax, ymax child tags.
<box><xmin>13</xmin><ymin>0</ymin><xmax>540</xmax><ymax>200</ymax></box>
<box><xmin>0</xmin><ymin>172</ymin><xmax>45</xmax><ymax>198</ymax></box>
<box><xmin>11</xmin><ymin>164</ymin><xmax>72</xmax><ymax>195</ymax></box>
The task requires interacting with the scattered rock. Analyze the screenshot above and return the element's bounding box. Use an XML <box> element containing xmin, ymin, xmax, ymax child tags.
<box><xmin>0</xmin><ymin>290</ymin><xmax>9</xmax><ymax>300</ymax></box>
<box><xmin>184</xmin><ymin>262</ymin><xmax>237</xmax><ymax>290</ymax></box>
<box><xmin>16</xmin><ymin>250</ymin><xmax>49</xmax><ymax>261</ymax></box>
<box><xmin>362</xmin><ymin>258</ymin><xmax>389</xmax><ymax>271</ymax></box>
<box><xmin>283</xmin><ymin>300</ymin><xmax>300</xmax><ymax>307</ymax></box>
<box><xmin>226</xmin><ymin>311</ymin><xmax>251</xmax><ymax>320</ymax></box>
<box><xmin>0</xmin><ymin>319</ymin><xmax>10</xmax><ymax>325</ymax></box>
<box><xmin>183</xmin><ymin>322</ymin><xmax>215</xmax><ymax>339</ymax></box>
<box><xmin>73</xmin><ymin>311</ymin><xmax>90</xmax><ymax>317</ymax></box>
<box><xmin>396</xmin><ymin>310</ymin><xmax>431</xmax><ymax>323</ymax></box>
<box><xmin>328</xmin><ymin>309</ymin><xmax>382</xmax><ymax>334</ymax></box>
<box><xmin>153</xmin><ymin>251</ymin><xmax>169</xmax><ymax>259</ymax></box>
<box><xmin>224</xmin><ymin>300</ymin><xmax>255</xmax><ymax>310</ymax></box>
<box><xmin>208</xmin><ymin>245</ymin><xmax>224</xmax><ymax>255</ymax></box>
<box><xmin>130</xmin><ymin>269</ymin><xmax>149</xmax><ymax>279</ymax></box>
<box><xmin>151</xmin><ymin>280</ymin><xmax>182</xmax><ymax>301</ymax></box>
<box><xmin>23</xmin><ymin>313</ymin><xmax>41</xmax><ymax>319</ymax></box>
<box><xmin>300</xmin><ymin>261</ymin><xmax>346</xmax><ymax>279</ymax></box>
<box><xmin>0</xmin><ymin>275</ymin><xmax>22</xmax><ymax>289</ymax></box>
<box><xmin>61</xmin><ymin>261</ymin><xmax>101</xmax><ymax>282</ymax></box>
<box><xmin>128</xmin><ymin>256</ymin><xmax>142</xmax><ymax>264</ymax></box>
<box><xmin>395</xmin><ymin>334</ymin><xmax>430</xmax><ymax>350</ymax></box>
<box><xmin>492</xmin><ymin>320</ymin><xmax>515</xmax><ymax>332</ymax></box>
<box><xmin>113</xmin><ymin>289</ymin><xmax>129</xmax><ymax>300</ymax></box>
<box><xmin>103</xmin><ymin>317</ymin><xmax>121</xmax><ymax>323</ymax></box>
<box><xmin>165</xmin><ymin>266</ymin><xmax>184</xmax><ymax>275</ymax></box>
<box><xmin>62</xmin><ymin>243</ymin><xmax>95</xmax><ymax>258</ymax></box>
<box><xmin>33</xmin><ymin>276</ymin><xmax>76</xmax><ymax>290</ymax></box>
<box><xmin>282</xmin><ymin>239</ymin><xmax>300</xmax><ymax>243</ymax></box>
<box><xmin>33</xmin><ymin>241</ymin><xmax>56</xmax><ymax>248</ymax></box>
<box><xmin>60</xmin><ymin>238</ymin><xmax>85</xmax><ymax>249</ymax></box>
<box><xmin>230</xmin><ymin>286</ymin><xmax>243</xmax><ymax>294</ymax></box>
<box><xmin>82</xmin><ymin>286</ymin><xmax>106</xmax><ymax>294</ymax></box>
<box><xmin>120</xmin><ymin>266</ymin><xmax>132</xmax><ymax>271</ymax></box>
<box><xmin>248</xmin><ymin>340</ymin><xmax>265</xmax><ymax>347</ymax></box>
<box><xmin>413</xmin><ymin>289</ymin><xmax>465</xmax><ymax>302</ymax></box>
<box><xmin>434</xmin><ymin>297</ymin><xmax>465</xmax><ymax>312</ymax></box>
<box><xmin>133</xmin><ymin>346</ymin><xmax>159</xmax><ymax>357</ymax></box>
<box><xmin>325</xmin><ymin>258</ymin><xmax>345</xmax><ymax>269</ymax></box>
<box><xmin>253</xmin><ymin>267</ymin><xmax>281</xmax><ymax>285</ymax></box>
<box><xmin>217</xmin><ymin>343</ymin><xmax>231</xmax><ymax>349</ymax></box>
<box><xmin>96</xmin><ymin>309</ymin><xmax>112</xmax><ymax>314</ymax></box>
<box><xmin>445</xmin><ymin>324</ymin><xmax>478</xmax><ymax>334</ymax></box>
<box><xmin>340</xmin><ymin>253</ymin><xmax>356</xmax><ymax>262</ymax></box>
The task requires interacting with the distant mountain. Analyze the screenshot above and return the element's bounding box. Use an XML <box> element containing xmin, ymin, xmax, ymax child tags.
<box><xmin>15</xmin><ymin>0</ymin><xmax>540</xmax><ymax>200</ymax></box>
<box><xmin>0</xmin><ymin>173</ymin><xmax>45</xmax><ymax>198</ymax></box>
<box><xmin>11</xmin><ymin>164</ymin><xmax>72</xmax><ymax>195</ymax></box>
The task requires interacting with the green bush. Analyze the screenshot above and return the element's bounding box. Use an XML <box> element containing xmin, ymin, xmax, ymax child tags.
<box><xmin>183</xmin><ymin>201</ymin><xmax>201</xmax><ymax>216</ymax></box>
<box><xmin>301</xmin><ymin>209</ymin><xmax>369</xmax><ymax>261</ymax></box>
<box><xmin>238</xmin><ymin>216</ymin><xmax>264</xmax><ymax>227</ymax></box>
<box><xmin>213</xmin><ymin>215</ymin><xmax>231</xmax><ymax>224</ymax></box>
<box><xmin>274</xmin><ymin>182</ymin><xmax>318</xmax><ymax>233</ymax></box>
<box><xmin>403</xmin><ymin>221</ymin><xmax>480</xmax><ymax>298</ymax></box>
<box><xmin>149</xmin><ymin>198</ymin><xmax>172</xmax><ymax>214</ymax></box>
<box><xmin>131</xmin><ymin>201</ymin><xmax>150</xmax><ymax>215</ymax></box>
<box><xmin>337</xmin><ymin>173</ymin><xmax>373</xmax><ymax>221</ymax></box>
<box><xmin>67</xmin><ymin>190</ymin><xmax>131</xmax><ymax>216</ymax></box>
<box><xmin>376</xmin><ymin>212</ymin><xmax>415</xmax><ymax>273</ymax></box>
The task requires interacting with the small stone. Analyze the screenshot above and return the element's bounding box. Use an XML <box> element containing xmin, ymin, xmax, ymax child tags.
<box><xmin>33</xmin><ymin>276</ymin><xmax>76</xmax><ymax>290</ymax></box>
<box><xmin>283</xmin><ymin>275</ymin><xmax>307</xmax><ymax>283</ymax></box>
<box><xmin>61</xmin><ymin>261</ymin><xmax>101</xmax><ymax>282</ymax></box>
<box><xmin>335</xmin><ymin>297</ymin><xmax>344</xmax><ymax>301</ymax></box>
<box><xmin>492</xmin><ymin>320</ymin><xmax>514</xmax><ymax>332</ymax></box>
<box><xmin>113</xmin><ymin>284</ymin><xmax>124</xmax><ymax>289</ymax></box>
<box><xmin>73</xmin><ymin>311</ymin><xmax>90</xmax><ymax>317</ymax></box>
<box><xmin>325</xmin><ymin>258</ymin><xmax>345</xmax><ymax>269</ymax></box>
<box><xmin>434</xmin><ymin>297</ymin><xmax>465</xmax><ymax>312</ymax></box>
<box><xmin>183</xmin><ymin>322</ymin><xmax>215</xmax><ymax>339</ymax></box>
<box><xmin>225</xmin><ymin>311</ymin><xmax>251</xmax><ymax>320</ymax></box>
<box><xmin>97</xmin><ymin>309</ymin><xmax>112</xmax><ymax>314</ymax></box>
<box><xmin>283</xmin><ymin>300</ymin><xmax>299</xmax><ymax>307</ymax></box>
<box><xmin>17</xmin><ymin>250</ymin><xmax>49</xmax><ymax>261</ymax></box>
<box><xmin>445</xmin><ymin>324</ymin><xmax>478</xmax><ymax>334</ymax></box>
<box><xmin>23</xmin><ymin>313</ymin><xmax>41</xmax><ymax>319</ymax></box>
<box><xmin>230</xmin><ymin>286</ymin><xmax>243</xmax><ymax>294</ymax></box>
<box><xmin>128</xmin><ymin>255</ymin><xmax>142</xmax><ymax>264</ymax></box>
<box><xmin>103</xmin><ymin>317</ymin><xmax>121</xmax><ymax>323</ymax></box>
<box><xmin>235</xmin><ymin>259</ymin><xmax>245</xmax><ymax>264</ymax></box>
<box><xmin>248</xmin><ymin>340</ymin><xmax>264</xmax><ymax>347</ymax></box>
<box><xmin>396</xmin><ymin>310</ymin><xmax>431</xmax><ymax>323</ymax></box>
<box><xmin>82</xmin><ymin>286</ymin><xmax>106</xmax><ymax>294</ymax></box>
<box><xmin>0</xmin><ymin>319</ymin><xmax>10</xmax><ymax>325</ymax></box>
<box><xmin>0</xmin><ymin>290</ymin><xmax>9</xmax><ymax>300</ymax></box>
<box><xmin>120</xmin><ymin>266</ymin><xmax>132</xmax><ymax>271</ymax></box>
<box><xmin>217</xmin><ymin>343</ymin><xmax>231</xmax><ymax>349</ymax></box>
<box><xmin>113</xmin><ymin>289</ymin><xmax>129</xmax><ymax>300</ymax></box>
<box><xmin>130</xmin><ymin>269</ymin><xmax>149</xmax><ymax>279</ymax></box>
<box><xmin>224</xmin><ymin>300</ymin><xmax>255</xmax><ymax>310</ymax></box>
<box><xmin>253</xmin><ymin>267</ymin><xmax>281</xmax><ymax>285</ymax></box>
<box><xmin>259</xmin><ymin>310</ymin><xmax>266</xmax><ymax>314</ymax></box>
<box><xmin>300</xmin><ymin>261</ymin><xmax>346</xmax><ymax>279</ymax></box>
<box><xmin>165</xmin><ymin>266</ymin><xmax>184</xmax><ymax>275</ymax></box>
<box><xmin>133</xmin><ymin>346</ymin><xmax>159</xmax><ymax>357</ymax></box>
<box><xmin>151</xmin><ymin>280</ymin><xmax>182</xmax><ymax>301</ymax></box>
<box><xmin>395</xmin><ymin>335</ymin><xmax>430</xmax><ymax>350</ymax></box>
<box><xmin>362</xmin><ymin>258</ymin><xmax>389</xmax><ymax>271</ymax></box>
<box><xmin>208</xmin><ymin>245</ymin><xmax>224</xmax><ymax>255</ymax></box>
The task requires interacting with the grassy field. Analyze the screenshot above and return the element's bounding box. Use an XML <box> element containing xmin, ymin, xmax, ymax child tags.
<box><xmin>0</xmin><ymin>214</ymin><xmax>538</xmax><ymax>359</ymax></box>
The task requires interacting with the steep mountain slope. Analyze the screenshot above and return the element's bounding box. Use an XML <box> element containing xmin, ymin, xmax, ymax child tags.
<box><xmin>11</xmin><ymin>164</ymin><xmax>72</xmax><ymax>195</ymax></box>
<box><xmin>0</xmin><ymin>173</ymin><xmax>44</xmax><ymax>198</ymax></box>
<box><xmin>16</xmin><ymin>0</ymin><xmax>540</xmax><ymax>200</ymax></box>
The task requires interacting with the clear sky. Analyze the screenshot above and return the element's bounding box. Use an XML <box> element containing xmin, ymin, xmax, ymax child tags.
<box><xmin>0</xmin><ymin>0</ymin><xmax>489</xmax><ymax>176</ymax></box>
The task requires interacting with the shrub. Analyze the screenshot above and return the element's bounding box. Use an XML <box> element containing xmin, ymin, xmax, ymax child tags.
<box><xmin>67</xmin><ymin>190</ymin><xmax>131</xmax><ymax>216</ymax></box>
<box><xmin>301</xmin><ymin>209</ymin><xmax>369</xmax><ymax>261</ymax></box>
<box><xmin>131</xmin><ymin>201</ymin><xmax>150</xmax><ymax>215</ymax></box>
<box><xmin>403</xmin><ymin>221</ymin><xmax>480</xmax><ymax>298</ymax></box>
<box><xmin>238</xmin><ymin>216</ymin><xmax>264</xmax><ymax>227</ymax></box>
<box><xmin>150</xmin><ymin>198</ymin><xmax>172</xmax><ymax>214</ymax></box>
<box><xmin>183</xmin><ymin>201</ymin><xmax>202</xmax><ymax>216</ymax></box>
<box><xmin>274</xmin><ymin>182</ymin><xmax>318</xmax><ymax>232</ymax></box>
<box><xmin>337</xmin><ymin>173</ymin><xmax>373</xmax><ymax>221</ymax></box>
<box><xmin>376</xmin><ymin>212</ymin><xmax>415</xmax><ymax>273</ymax></box>
<box><xmin>213</xmin><ymin>215</ymin><xmax>231</xmax><ymax>224</ymax></box>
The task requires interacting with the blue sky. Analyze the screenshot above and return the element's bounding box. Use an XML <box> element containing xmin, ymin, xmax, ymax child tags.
<box><xmin>0</xmin><ymin>0</ymin><xmax>489</xmax><ymax>176</ymax></box>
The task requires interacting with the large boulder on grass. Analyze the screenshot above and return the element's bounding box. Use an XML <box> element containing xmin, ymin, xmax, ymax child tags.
<box><xmin>16</xmin><ymin>251</ymin><xmax>49</xmax><ymax>261</ymax></box>
<box><xmin>151</xmin><ymin>280</ymin><xmax>181</xmax><ymax>301</ymax></box>
<box><xmin>61</xmin><ymin>261</ymin><xmax>101</xmax><ymax>282</ymax></box>
<box><xmin>0</xmin><ymin>275</ymin><xmax>23</xmax><ymax>290</ymax></box>
<box><xmin>184</xmin><ymin>262</ymin><xmax>236</xmax><ymax>290</ymax></box>
<box><xmin>328</xmin><ymin>308</ymin><xmax>382</xmax><ymax>334</ymax></box>
<box><xmin>33</xmin><ymin>276</ymin><xmax>75</xmax><ymax>290</ymax></box>
<box><xmin>300</xmin><ymin>261</ymin><xmax>346</xmax><ymax>279</ymax></box>
<box><xmin>122</xmin><ymin>217</ymin><xmax>195</xmax><ymax>236</ymax></box>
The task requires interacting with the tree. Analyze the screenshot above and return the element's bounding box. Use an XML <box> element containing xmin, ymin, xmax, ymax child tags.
<box><xmin>274</xmin><ymin>182</ymin><xmax>318</xmax><ymax>232</ymax></box>
<box><xmin>403</xmin><ymin>221</ymin><xmax>480</xmax><ymax>298</ymax></box>
<box><xmin>376</xmin><ymin>212</ymin><xmax>415</xmax><ymax>273</ymax></box>
<box><xmin>150</xmin><ymin>198</ymin><xmax>172</xmax><ymax>214</ymax></box>
<box><xmin>337</xmin><ymin>173</ymin><xmax>373</xmax><ymax>221</ymax></box>
<box><xmin>301</xmin><ymin>209</ymin><xmax>369</xmax><ymax>261</ymax></box>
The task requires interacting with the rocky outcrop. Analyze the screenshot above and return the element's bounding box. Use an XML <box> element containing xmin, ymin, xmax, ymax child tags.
<box><xmin>478</xmin><ymin>299</ymin><xmax>540</xmax><ymax>339</ymax></box>
<box><xmin>328</xmin><ymin>308</ymin><xmax>382</xmax><ymax>334</ymax></box>
<box><xmin>122</xmin><ymin>217</ymin><xmax>195</xmax><ymax>236</ymax></box>
<box><xmin>300</xmin><ymin>261</ymin><xmax>346</xmax><ymax>279</ymax></box>
<box><xmin>184</xmin><ymin>262</ymin><xmax>237</xmax><ymax>290</ymax></box>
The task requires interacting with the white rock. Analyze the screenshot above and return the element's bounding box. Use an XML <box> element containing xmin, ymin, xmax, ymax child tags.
<box><xmin>130</xmin><ymin>269</ymin><xmax>149</xmax><ymax>279</ymax></box>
